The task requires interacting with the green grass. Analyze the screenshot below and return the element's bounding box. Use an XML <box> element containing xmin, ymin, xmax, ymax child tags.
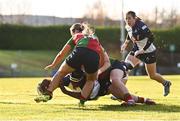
<box><xmin>0</xmin><ymin>50</ymin><xmax>58</xmax><ymax>76</ymax></box>
<box><xmin>0</xmin><ymin>76</ymin><xmax>180</xmax><ymax>121</ymax></box>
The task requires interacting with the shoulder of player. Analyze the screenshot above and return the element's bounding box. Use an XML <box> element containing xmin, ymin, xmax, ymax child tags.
<box><xmin>136</xmin><ymin>20</ymin><xmax>148</xmax><ymax>30</ymax></box>
<box><xmin>72</xmin><ymin>33</ymin><xmax>84</xmax><ymax>41</ymax></box>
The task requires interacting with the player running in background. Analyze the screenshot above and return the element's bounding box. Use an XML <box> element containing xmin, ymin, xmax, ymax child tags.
<box><xmin>120</xmin><ymin>11</ymin><xmax>171</xmax><ymax>97</ymax></box>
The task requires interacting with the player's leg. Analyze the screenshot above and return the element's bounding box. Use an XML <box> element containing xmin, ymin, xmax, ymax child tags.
<box><xmin>48</xmin><ymin>61</ymin><xmax>75</xmax><ymax>92</ymax></box>
<box><xmin>130</xmin><ymin>94</ymin><xmax>156</xmax><ymax>105</ymax></box>
<box><xmin>145</xmin><ymin>63</ymin><xmax>171</xmax><ymax>96</ymax></box>
<box><xmin>80</xmin><ymin>72</ymin><xmax>98</xmax><ymax>99</ymax></box>
<box><xmin>79</xmin><ymin>50</ymin><xmax>98</xmax><ymax>100</ymax></box>
<box><xmin>109</xmin><ymin>69</ymin><xmax>135</xmax><ymax>106</ymax></box>
<box><xmin>125</xmin><ymin>53</ymin><xmax>141</xmax><ymax>70</ymax></box>
<box><xmin>60</xmin><ymin>70</ymin><xmax>87</xmax><ymax>106</ymax></box>
<box><xmin>110</xmin><ymin>73</ymin><xmax>128</xmax><ymax>100</ymax></box>
<box><xmin>110</xmin><ymin>57</ymin><xmax>139</xmax><ymax>100</ymax></box>
<box><xmin>125</xmin><ymin>44</ymin><xmax>141</xmax><ymax>70</ymax></box>
<box><xmin>136</xmin><ymin>50</ymin><xmax>171</xmax><ymax>96</ymax></box>
<box><xmin>35</xmin><ymin>48</ymin><xmax>83</xmax><ymax>102</ymax></box>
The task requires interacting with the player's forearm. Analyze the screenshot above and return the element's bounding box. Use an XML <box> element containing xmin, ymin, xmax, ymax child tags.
<box><xmin>60</xmin><ymin>84</ymin><xmax>85</xmax><ymax>100</ymax></box>
<box><xmin>66</xmin><ymin>91</ymin><xmax>83</xmax><ymax>100</ymax></box>
<box><xmin>98</xmin><ymin>61</ymin><xmax>110</xmax><ymax>75</ymax></box>
<box><xmin>124</xmin><ymin>39</ymin><xmax>130</xmax><ymax>45</ymax></box>
<box><xmin>81</xmin><ymin>80</ymin><xmax>94</xmax><ymax>99</ymax></box>
<box><xmin>51</xmin><ymin>52</ymin><xmax>66</xmax><ymax>67</ymax></box>
<box><xmin>51</xmin><ymin>45</ymin><xmax>71</xmax><ymax>67</ymax></box>
<box><xmin>124</xmin><ymin>34</ymin><xmax>131</xmax><ymax>44</ymax></box>
<box><xmin>98</xmin><ymin>52</ymin><xmax>110</xmax><ymax>74</ymax></box>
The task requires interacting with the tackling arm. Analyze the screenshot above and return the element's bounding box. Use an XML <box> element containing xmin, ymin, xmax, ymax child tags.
<box><xmin>51</xmin><ymin>44</ymin><xmax>71</xmax><ymax>66</ymax></box>
<box><xmin>45</xmin><ymin>43</ymin><xmax>72</xmax><ymax>70</ymax></box>
<box><xmin>59</xmin><ymin>82</ymin><xmax>86</xmax><ymax>100</ymax></box>
<box><xmin>98</xmin><ymin>46</ymin><xmax>110</xmax><ymax>75</ymax></box>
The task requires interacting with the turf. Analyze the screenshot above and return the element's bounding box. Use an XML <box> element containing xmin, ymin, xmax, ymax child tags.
<box><xmin>0</xmin><ymin>76</ymin><xmax>180</xmax><ymax>121</ymax></box>
<box><xmin>0</xmin><ymin>50</ymin><xmax>58</xmax><ymax>76</ymax></box>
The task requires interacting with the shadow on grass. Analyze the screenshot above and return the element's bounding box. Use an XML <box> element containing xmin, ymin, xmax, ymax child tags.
<box><xmin>0</xmin><ymin>101</ymin><xmax>27</xmax><ymax>105</ymax></box>
<box><xmin>99</xmin><ymin>104</ymin><xmax>180</xmax><ymax>112</ymax></box>
<box><xmin>1</xmin><ymin>101</ymin><xmax>180</xmax><ymax>113</ymax></box>
<box><xmin>68</xmin><ymin>104</ymin><xmax>180</xmax><ymax>113</ymax></box>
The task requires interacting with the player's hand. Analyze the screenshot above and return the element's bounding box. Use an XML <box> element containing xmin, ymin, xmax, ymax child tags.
<box><xmin>44</xmin><ymin>64</ymin><xmax>55</xmax><ymax>70</ymax></box>
<box><xmin>121</xmin><ymin>43</ymin><xmax>127</xmax><ymax>52</ymax></box>
<box><xmin>97</xmin><ymin>69</ymin><xmax>102</xmax><ymax>75</ymax></box>
<box><xmin>135</xmin><ymin>49</ymin><xmax>144</xmax><ymax>56</ymax></box>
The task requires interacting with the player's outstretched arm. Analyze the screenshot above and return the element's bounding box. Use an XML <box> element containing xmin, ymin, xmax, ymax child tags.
<box><xmin>45</xmin><ymin>44</ymin><xmax>71</xmax><ymax>70</ymax></box>
<box><xmin>60</xmin><ymin>82</ymin><xmax>86</xmax><ymax>100</ymax></box>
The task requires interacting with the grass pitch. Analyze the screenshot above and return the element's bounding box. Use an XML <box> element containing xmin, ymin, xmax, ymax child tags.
<box><xmin>0</xmin><ymin>75</ymin><xmax>180</xmax><ymax>121</ymax></box>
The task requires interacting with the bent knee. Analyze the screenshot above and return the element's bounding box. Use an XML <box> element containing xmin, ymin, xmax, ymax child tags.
<box><xmin>149</xmin><ymin>74</ymin><xmax>156</xmax><ymax>80</ymax></box>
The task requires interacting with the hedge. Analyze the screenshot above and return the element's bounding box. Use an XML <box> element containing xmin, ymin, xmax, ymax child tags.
<box><xmin>0</xmin><ymin>24</ymin><xmax>70</xmax><ymax>50</ymax></box>
<box><xmin>0</xmin><ymin>24</ymin><xmax>179</xmax><ymax>52</ymax></box>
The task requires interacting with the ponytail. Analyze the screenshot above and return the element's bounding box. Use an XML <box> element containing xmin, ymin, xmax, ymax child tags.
<box><xmin>136</xmin><ymin>17</ymin><xmax>141</xmax><ymax>21</ymax></box>
<box><xmin>82</xmin><ymin>22</ymin><xmax>95</xmax><ymax>36</ymax></box>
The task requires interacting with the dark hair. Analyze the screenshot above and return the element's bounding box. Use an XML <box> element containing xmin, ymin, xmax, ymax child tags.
<box><xmin>126</xmin><ymin>11</ymin><xmax>141</xmax><ymax>20</ymax></box>
<box><xmin>126</xmin><ymin>11</ymin><xmax>136</xmax><ymax>18</ymax></box>
<box><xmin>70</xmin><ymin>23</ymin><xmax>84</xmax><ymax>33</ymax></box>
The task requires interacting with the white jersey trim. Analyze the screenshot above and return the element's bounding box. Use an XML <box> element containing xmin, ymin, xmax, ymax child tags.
<box><xmin>135</xmin><ymin>37</ymin><xmax>156</xmax><ymax>53</ymax></box>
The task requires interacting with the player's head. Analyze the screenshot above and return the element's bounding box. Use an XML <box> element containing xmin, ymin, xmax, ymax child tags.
<box><xmin>70</xmin><ymin>23</ymin><xmax>84</xmax><ymax>36</ymax></box>
<box><xmin>126</xmin><ymin>11</ymin><xmax>140</xmax><ymax>27</ymax></box>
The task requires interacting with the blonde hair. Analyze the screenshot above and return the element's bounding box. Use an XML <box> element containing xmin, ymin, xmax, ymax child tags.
<box><xmin>82</xmin><ymin>22</ymin><xmax>95</xmax><ymax>36</ymax></box>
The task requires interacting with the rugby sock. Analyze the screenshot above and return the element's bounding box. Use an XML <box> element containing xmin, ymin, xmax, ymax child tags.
<box><xmin>137</xmin><ymin>96</ymin><xmax>145</xmax><ymax>103</ymax></box>
<box><xmin>80</xmin><ymin>94</ymin><xmax>86</xmax><ymax>101</ymax></box>
<box><xmin>162</xmin><ymin>80</ymin><xmax>169</xmax><ymax>86</ymax></box>
<box><xmin>124</xmin><ymin>93</ymin><xmax>133</xmax><ymax>102</ymax></box>
<box><xmin>124</xmin><ymin>62</ymin><xmax>134</xmax><ymax>70</ymax></box>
